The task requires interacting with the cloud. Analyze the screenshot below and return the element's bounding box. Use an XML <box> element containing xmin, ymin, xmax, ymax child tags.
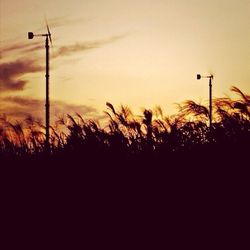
<box><xmin>0</xmin><ymin>36</ymin><xmax>120</xmax><ymax>92</ymax></box>
<box><xmin>1</xmin><ymin>33</ymin><xmax>127</xmax><ymax>59</ymax></box>
<box><xmin>1</xmin><ymin>33</ymin><xmax>127</xmax><ymax>60</ymax></box>
<box><xmin>22</xmin><ymin>44</ymin><xmax>45</xmax><ymax>53</ymax></box>
<box><xmin>0</xmin><ymin>41</ymin><xmax>43</xmax><ymax>56</ymax></box>
<box><xmin>0</xmin><ymin>96</ymin><xmax>99</xmax><ymax>123</ymax></box>
<box><xmin>0</xmin><ymin>34</ymin><xmax>128</xmax><ymax>93</ymax></box>
<box><xmin>0</xmin><ymin>59</ymin><xmax>43</xmax><ymax>92</ymax></box>
<box><xmin>52</xmin><ymin>100</ymin><xmax>97</xmax><ymax>116</ymax></box>
<box><xmin>52</xmin><ymin>35</ymin><xmax>127</xmax><ymax>58</ymax></box>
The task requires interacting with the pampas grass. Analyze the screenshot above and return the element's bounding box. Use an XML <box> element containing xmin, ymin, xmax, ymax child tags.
<box><xmin>0</xmin><ymin>86</ymin><xmax>249</xmax><ymax>164</ymax></box>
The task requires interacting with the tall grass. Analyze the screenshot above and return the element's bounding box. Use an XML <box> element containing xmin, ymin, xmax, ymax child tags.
<box><xmin>0</xmin><ymin>86</ymin><xmax>249</xmax><ymax>164</ymax></box>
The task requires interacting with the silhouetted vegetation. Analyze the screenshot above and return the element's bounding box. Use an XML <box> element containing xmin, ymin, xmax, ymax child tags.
<box><xmin>2</xmin><ymin>86</ymin><xmax>249</xmax><ymax>241</ymax></box>
<box><xmin>1</xmin><ymin>86</ymin><xmax>249</xmax><ymax>168</ymax></box>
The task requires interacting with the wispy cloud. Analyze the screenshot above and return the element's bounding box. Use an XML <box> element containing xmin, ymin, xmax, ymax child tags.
<box><xmin>0</xmin><ymin>59</ymin><xmax>44</xmax><ymax>92</ymax></box>
<box><xmin>52</xmin><ymin>35</ymin><xmax>127</xmax><ymax>58</ymax></box>
<box><xmin>0</xmin><ymin>41</ymin><xmax>42</xmax><ymax>56</ymax></box>
<box><xmin>0</xmin><ymin>96</ymin><xmax>99</xmax><ymax>122</ymax></box>
<box><xmin>1</xmin><ymin>34</ymin><xmax>127</xmax><ymax>60</ymax></box>
<box><xmin>22</xmin><ymin>44</ymin><xmax>45</xmax><ymax>53</ymax></box>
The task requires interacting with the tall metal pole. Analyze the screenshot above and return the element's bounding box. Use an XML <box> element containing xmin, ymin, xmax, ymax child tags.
<box><xmin>45</xmin><ymin>35</ymin><xmax>50</xmax><ymax>152</ymax></box>
<box><xmin>28</xmin><ymin>31</ymin><xmax>51</xmax><ymax>153</ymax></box>
<box><xmin>209</xmin><ymin>76</ymin><xmax>212</xmax><ymax>128</ymax></box>
<box><xmin>196</xmin><ymin>74</ymin><xmax>213</xmax><ymax>128</ymax></box>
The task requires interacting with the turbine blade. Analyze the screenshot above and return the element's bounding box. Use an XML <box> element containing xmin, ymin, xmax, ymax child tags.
<box><xmin>48</xmin><ymin>34</ymin><xmax>53</xmax><ymax>46</ymax></box>
<box><xmin>47</xmin><ymin>24</ymin><xmax>53</xmax><ymax>45</ymax></box>
<box><xmin>45</xmin><ymin>17</ymin><xmax>53</xmax><ymax>46</ymax></box>
<box><xmin>46</xmin><ymin>24</ymin><xmax>50</xmax><ymax>35</ymax></box>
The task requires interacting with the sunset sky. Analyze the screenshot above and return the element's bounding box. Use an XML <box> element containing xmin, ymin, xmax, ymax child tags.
<box><xmin>1</xmin><ymin>0</ymin><xmax>249</xmax><ymax>122</ymax></box>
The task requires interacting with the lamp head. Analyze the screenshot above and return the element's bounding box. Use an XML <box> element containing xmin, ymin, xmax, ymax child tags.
<box><xmin>197</xmin><ymin>74</ymin><xmax>201</xmax><ymax>80</ymax></box>
<box><xmin>28</xmin><ymin>32</ymin><xmax>34</xmax><ymax>39</ymax></box>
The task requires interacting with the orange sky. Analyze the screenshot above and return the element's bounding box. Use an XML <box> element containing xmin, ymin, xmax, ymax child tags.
<box><xmin>1</xmin><ymin>0</ymin><xmax>250</xmax><ymax>122</ymax></box>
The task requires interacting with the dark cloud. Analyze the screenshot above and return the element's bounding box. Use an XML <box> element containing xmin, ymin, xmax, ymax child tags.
<box><xmin>0</xmin><ymin>59</ymin><xmax>43</xmax><ymax>92</ymax></box>
<box><xmin>0</xmin><ymin>34</ymin><xmax>128</xmax><ymax>93</ymax></box>
<box><xmin>0</xmin><ymin>96</ymin><xmax>99</xmax><ymax>123</ymax></box>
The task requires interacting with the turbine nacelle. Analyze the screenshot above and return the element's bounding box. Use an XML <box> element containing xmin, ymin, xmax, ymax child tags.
<box><xmin>28</xmin><ymin>32</ymin><xmax>34</xmax><ymax>39</ymax></box>
<box><xmin>197</xmin><ymin>74</ymin><xmax>213</xmax><ymax>80</ymax></box>
<box><xmin>28</xmin><ymin>31</ymin><xmax>52</xmax><ymax>45</ymax></box>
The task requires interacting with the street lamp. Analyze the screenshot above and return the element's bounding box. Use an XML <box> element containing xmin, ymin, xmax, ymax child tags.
<box><xmin>197</xmin><ymin>74</ymin><xmax>213</xmax><ymax>127</ymax></box>
<box><xmin>28</xmin><ymin>28</ymin><xmax>52</xmax><ymax>153</ymax></box>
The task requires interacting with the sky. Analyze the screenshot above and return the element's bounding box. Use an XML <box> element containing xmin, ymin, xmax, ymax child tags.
<box><xmin>1</xmin><ymin>0</ymin><xmax>250</xmax><ymax>122</ymax></box>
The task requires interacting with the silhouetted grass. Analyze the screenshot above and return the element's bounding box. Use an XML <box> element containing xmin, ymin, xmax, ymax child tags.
<box><xmin>0</xmin><ymin>86</ymin><xmax>249</xmax><ymax>169</ymax></box>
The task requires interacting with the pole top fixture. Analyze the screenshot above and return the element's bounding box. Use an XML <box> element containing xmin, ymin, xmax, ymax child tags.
<box><xmin>197</xmin><ymin>74</ymin><xmax>213</xmax><ymax>80</ymax></box>
<box><xmin>27</xmin><ymin>32</ymin><xmax>49</xmax><ymax>40</ymax></box>
<box><xmin>28</xmin><ymin>32</ymin><xmax>34</xmax><ymax>39</ymax></box>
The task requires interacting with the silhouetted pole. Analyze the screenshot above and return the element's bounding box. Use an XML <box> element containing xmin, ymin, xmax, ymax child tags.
<box><xmin>45</xmin><ymin>35</ymin><xmax>50</xmax><ymax>153</ymax></box>
<box><xmin>209</xmin><ymin>75</ymin><xmax>212</xmax><ymax>128</ymax></box>
<box><xmin>197</xmin><ymin>74</ymin><xmax>213</xmax><ymax>127</ymax></box>
<box><xmin>28</xmin><ymin>31</ymin><xmax>51</xmax><ymax>153</ymax></box>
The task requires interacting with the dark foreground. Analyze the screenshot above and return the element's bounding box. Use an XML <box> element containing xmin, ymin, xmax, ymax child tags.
<box><xmin>1</xmin><ymin>143</ymin><xmax>249</xmax><ymax>248</ymax></box>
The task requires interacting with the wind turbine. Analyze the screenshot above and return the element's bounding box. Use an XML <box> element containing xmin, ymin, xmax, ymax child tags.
<box><xmin>197</xmin><ymin>74</ymin><xmax>213</xmax><ymax>128</ymax></box>
<box><xmin>28</xmin><ymin>23</ymin><xmax>52</xmax><ymax>153</ymax></box>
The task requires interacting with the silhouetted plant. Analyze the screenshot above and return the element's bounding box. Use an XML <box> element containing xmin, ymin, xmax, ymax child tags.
<box><xmin>0</xmin><ymin>86</ymin><xmax>249</xmax><ymax>164</ymax></box>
